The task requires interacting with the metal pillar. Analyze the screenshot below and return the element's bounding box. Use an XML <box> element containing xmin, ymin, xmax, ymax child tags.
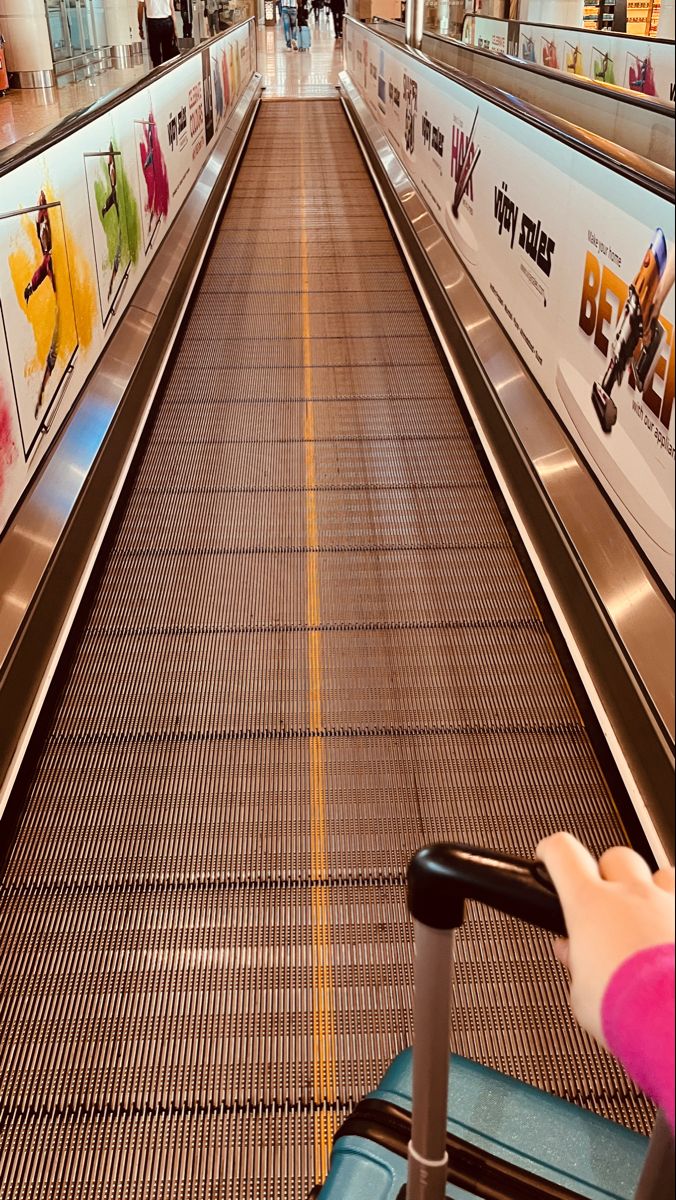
<box><xmin>404</xmin><ymin>0</ymin><xmax>424</xmax><ymax>49</ymax></box>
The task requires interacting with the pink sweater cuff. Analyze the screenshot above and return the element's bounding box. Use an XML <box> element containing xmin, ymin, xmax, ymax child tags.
<box><xmin>602</xmin><ymin>943</ymin><xmax>675</xmax><ymax>1133</ymax></box>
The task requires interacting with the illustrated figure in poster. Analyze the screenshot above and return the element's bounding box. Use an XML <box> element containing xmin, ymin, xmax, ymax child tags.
<box><xmin>593</xmin><ymin>49</ymin><xmax>615</xmax><ymax>85</ymax></box>
<box><xmin>565</xmin><ymin>42</ymin><xmax>584</xmax><ymax>76</ymax></box>
<box><xmin>541</xmin><ymin>38</ymin><xmax>558</xmax><ymax>69</ymax></box>
<box><xmin>627</xmin><ymin>53</ymin><xmax>657</xmax><ymax>96</ymax></box>
<box><xmin>591</xmin><ymin>228</ymin><xmax>675</xmax><ymax>433</ymax></box>
<box><xmin>212</xmin><ymin>45</ymin><xmax>231</xmax><ymax>123</ymax></box>
<box><xmin>222</xmin><ymin>46</ymin><xmax>231</xmax><ymax>109</ymax></box>
<box><xmin>87</xmin><ymin>137</ymin><xmax>139</xmax><ymax>323</ymax></box>
<box><xmin>403</xmin><ymin>73</ymin><xmax>417</xmax><ymax>156</ymax></box>
<box><xmin>228</xmin><ymin>41</ymin><xmax>239</xmax><ymax>98</ymax></box>
<box><xmin>100</xmin><ymin>143</ymin><xmax>123</xmax><ymax>301</ymax></box>
<box><xmin>212</xmin><ymin>54</ymin><xmax>224</xmax><ymax>119</ymax></box>
<box><xmin>138</xmin><ymin>111</ymin><xmax>170</xmax><ymax>251</ymax></box>
<box><xmin>23</xmin><ymin>193</ymin><xmax>59</xmax><ymax>419</ymax></box>
<box><xmin>521</xmin><ymin>34</ymin><xmax>536</xmax><ymax>63</ymax></box>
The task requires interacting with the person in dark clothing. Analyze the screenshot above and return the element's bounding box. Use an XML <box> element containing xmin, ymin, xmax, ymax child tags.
<box><xmin>297</xmin><ymin>1</ymin><xmax>311</xmax><ymax>48</ymax></box>
<box><xmin>330</xmin><ymin>0</ymin><xmax>345</xmax><ymax>38</ymax></box>
<box><xmin>138</xmin><ymin>1</ymin><xmax>179</xmax><ymax>68</ymax></box>
<box><xmin>311</xmin><ymin>0</ymin><xmax>322</xmax><ymax>20</ymax></box>
<box><xmin>179</xmin><ymin>0</ymin><xmax>192</xmax><ymax>37</ymax></box>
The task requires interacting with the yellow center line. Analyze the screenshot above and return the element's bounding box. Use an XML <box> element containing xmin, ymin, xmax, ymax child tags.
<box><xmin>299</xmin><ymin>135</ymin><xmax>338</xmax><ymax>1178</ymax></box>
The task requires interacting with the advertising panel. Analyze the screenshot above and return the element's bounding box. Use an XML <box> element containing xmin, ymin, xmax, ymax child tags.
<box><xmin>0</xmin><ymin>23</ymin><xmax>256</xmax><ymax>541</ymax></box>
<box><xmin>462</xmin><ymin>15</ymin><xmax>675</xmax><ymax>103</ymax></box>
<box><xmin>345</xmin><ymin>22</ymin><xmax>675</xmax><ymax>593</ymax></box>
<box><xmin>210</xmin><ymin>19</ymin><xmax>255</xmax><ymax>134</ymax></box>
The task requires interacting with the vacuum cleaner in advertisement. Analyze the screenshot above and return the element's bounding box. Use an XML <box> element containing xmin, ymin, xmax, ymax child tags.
<box><xmin>592</xmin><ymin>228</ymin><xmax>675</xmax><ymax>434</ymax></box>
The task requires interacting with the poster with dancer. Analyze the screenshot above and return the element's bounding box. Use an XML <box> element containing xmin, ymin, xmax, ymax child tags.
<box><xmin>0</xmin><ymin>20</ymin><xmax>257</xmax><ymax>540</ymax></box>
<box><xmin>85</xmin><ymin>142</ymin><xmax>136</xmax><ymax>326</ymax></box>
<box><xmin>464</xmin><ymin>16</ymin><xmax>675</xmax><ymax>105</ymax></box>
<box><xmin>211</xmin><ymin>38</ymin><xmax>232</xmax><ymax>130</ymax></box>
<box><xmin>0</xmin><ymin>192</ymin><xmax>79</xmax><ymax>458</ymax></box>
<box><xmin>135</xmin><ymin>107</ymin><xmax>170</xmax><ymax>256</ymax></box>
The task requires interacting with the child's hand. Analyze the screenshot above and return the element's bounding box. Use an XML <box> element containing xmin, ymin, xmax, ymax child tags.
<box><xmin>536</xmin><ymin>832</ymin><xmax>675</xmax><ymax>1047</ymax></box>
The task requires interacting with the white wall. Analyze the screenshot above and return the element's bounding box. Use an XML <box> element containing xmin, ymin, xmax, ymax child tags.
<box><xmin>519</xmin><ymin>0</ymin><xmax>585</xmax><ymax>23</ymax></box>
<box><xmin>657</xmin><ymin>0</ymin><xmax>674</xmax><ymax>35</ymax></box>
<box><xmin>102</xmin><ymin>0</ymin><xmax>139</xmax><ymax>44</ymax></box>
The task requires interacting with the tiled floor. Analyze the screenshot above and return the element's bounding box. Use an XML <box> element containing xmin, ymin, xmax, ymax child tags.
<box><xmin>0</xmin><ymin>63</ymin><xmax>150</xmax><ymax>154</ymax></box>
<box><xmin>258</xmin><ymin>12</ymin><xmax>343</xmax><ymax>98</ymax></box>
<box><xmin>0</xmin><ymin>19</ymin><xmax>343</xmax><ymax>156</ymax></box>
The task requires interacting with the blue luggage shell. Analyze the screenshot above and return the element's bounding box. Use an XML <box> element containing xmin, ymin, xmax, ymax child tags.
<box><xmin>318</xmin><ymin>1050</ymin><xmax>648</xmax><ymax>1199</ymax></box>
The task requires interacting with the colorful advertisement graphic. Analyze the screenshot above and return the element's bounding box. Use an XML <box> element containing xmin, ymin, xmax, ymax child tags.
<box><xmin>203</xmin><ymin>47</ymin><xmax>215</xmax><ymax>146</ymax></box>
<box><xmin>210</xmin><ymin>20</ymin><xmax>255</xmax><ymax>134</ymax></box>
<box><xmin>2</xmin><ymin>195</ymin><xmax>80</xmax><ymax>455</ymax></box>
<box><xmin>345</xmin><ymin>23</ymin><xmax>675</xmax><ymax>593</ymax></box>
<box><xmin>136</xmin><ymin>110</ymin><xmax>170</xmax><ymax>254</ymax></box>
<box><xmin>0</xmin><ymin>21</ymin><xmax>257</xmax><ymax>539</ymax></box>
<box><xmin>0</xmin><ymin>356</ymin><xmax>18</xmax><ymax>509</ymax></box>
<box><xmin>463</xmin><ymin>15</ymin><xmax>675</xmax><ymax>105</ymax></box>
<box><xmin>85</xmin><ymin>143</ymin><xmax>139</xmax><ymax>326</ymax></box>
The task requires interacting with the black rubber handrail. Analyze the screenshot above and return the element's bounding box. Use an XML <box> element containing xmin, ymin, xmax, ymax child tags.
<box><xmin>0</xmin><ymin>17</ymin><xmax>255</xmax><ymax>179</ymax></box>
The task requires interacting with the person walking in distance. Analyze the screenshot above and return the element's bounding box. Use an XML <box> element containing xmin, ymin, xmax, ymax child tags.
<box><xmin>281</xmin><ymin>0</ymin><xmax>299</xmax><ymax>48</ymax></box>
<box><xmin>178</xmin><ymin>0</ymin><xmax>193</xmax><ymax>37</ymax></box>
<box><xmin>204</xmin><ymin>0</ymin><xmax>219</xmax><ymax>35</ymax></box>
<box><xmin>138</xmin><ymin>1</ymin><xmax>179</xmax><ymax>67</ymax></box>
<box><xmin>311</xmin><ymin>0</ymin><xmax>322</xmax><ymax>22</ymax></box>
<box><xmin>330</xmin><ymin>0</ymin><xmax>345</xmax><ymax>39</ymax></box>
<box><xmin>297</xmin><ymin>0</ymin><xmax>311</xmax><ymax>49</ymax></box>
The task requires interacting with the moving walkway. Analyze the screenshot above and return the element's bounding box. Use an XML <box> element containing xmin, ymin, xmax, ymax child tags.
<box><xmin>0</xmin><ymin>24</ymin><xmax>672</xmax><ymax>1196</ymax></box>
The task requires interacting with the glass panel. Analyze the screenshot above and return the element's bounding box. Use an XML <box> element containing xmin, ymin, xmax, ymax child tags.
<box><xmin>79</xmin><ymin>0</ymin><xmax>94</xmax><ymax>50</ymax></box>
<box><xmin>46</xmin><ymin>0</ymin><xmax>72</xmax><ymax>61</ymax></box>
<box><xmin>423</xmin><ymin>0</ymin><xmax>467</xmax><ymax>39</ymax></box>
<box><xmin>66</xmin><ymin>0</ymin><xmax>83</xmax><ymax>53</ymax></box>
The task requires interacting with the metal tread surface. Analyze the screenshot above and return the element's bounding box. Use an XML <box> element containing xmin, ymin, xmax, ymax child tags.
<box><xmin>0</xmin><ymin>100</ymin><xmax>652</xmax><ymax>1195</ymax></box>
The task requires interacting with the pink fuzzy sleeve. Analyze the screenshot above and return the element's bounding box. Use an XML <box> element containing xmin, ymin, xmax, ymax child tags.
<box><xmin>602</xmin><ymin>944</ymin><xmax>675</xmax><ymax>1132</ymax></box>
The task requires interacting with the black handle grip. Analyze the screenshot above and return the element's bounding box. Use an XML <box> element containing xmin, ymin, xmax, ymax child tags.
<box><xmin>406</xmin><ymin>844</ymin><xmax>567</xmax><ymax>936</ymax></box>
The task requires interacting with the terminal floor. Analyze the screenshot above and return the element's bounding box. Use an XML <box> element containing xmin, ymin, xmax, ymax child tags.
<box><xmin>0</xmin><ymin>20</ymin><xmax>342</xmax><ymax>153</ymax></box>
<box><xmin>0</xmin><ymin>61</ymin><xmax>148</xmax><ymax>151</ymax></box>
<box><xmin>0</xmin><ymin>98</ymin><xmax>652</xmax><ymax>1195</ymax></box>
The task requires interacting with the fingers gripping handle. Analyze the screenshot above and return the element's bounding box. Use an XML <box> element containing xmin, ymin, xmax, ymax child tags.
<box><xmin>406</xmin><ymin>843</ymin><xmax>567</xmax><ymax>937</ymax></box>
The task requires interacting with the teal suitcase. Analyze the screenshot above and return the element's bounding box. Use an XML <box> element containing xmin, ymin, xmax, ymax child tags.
<box><xmin>312</xmin><ymin>844</ymin><xmax>671</xmax><ymax>1200</ymax></box>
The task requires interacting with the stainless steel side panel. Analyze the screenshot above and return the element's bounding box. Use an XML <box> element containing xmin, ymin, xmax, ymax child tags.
<box><xmin>339</xmin><ymin>70</ymin><xmax>674</xmax><ymax>859</ymax></box>
<box><xmin>0</xmin><ymin>74</ymin><xmax>264</xmax><ymax>817</ymax></box>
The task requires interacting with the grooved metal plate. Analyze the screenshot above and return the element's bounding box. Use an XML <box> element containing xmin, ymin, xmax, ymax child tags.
<box><xmin>0</xmin><ymin>99</ymin><xmax>653</xmax><ymax>1196</ymax></box>
<box><xmin>0</xmin><ymin>1106</ymin><xmax>344</xmax><ymax>1199</ymax></box>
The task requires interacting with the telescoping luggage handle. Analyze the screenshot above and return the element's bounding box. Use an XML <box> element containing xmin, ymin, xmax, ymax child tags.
<box><xmin>404</xmin><ymin>844</ymin><xmax>673</xmax><ymax>1200</ymax></box>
